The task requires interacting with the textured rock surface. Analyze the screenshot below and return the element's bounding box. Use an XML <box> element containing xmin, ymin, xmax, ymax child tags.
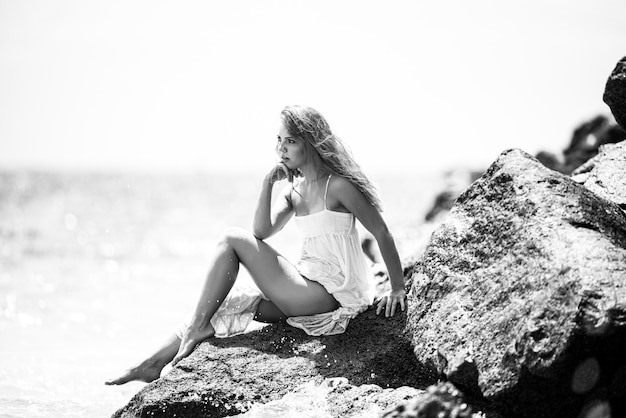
<box><xmin>324</xmin><ymin>378</ymin><xmax>422</xmax><ymax>418</ymax></box>
<box><xmin>381</xmin><ymin>381</ymin><xmax>488</xmax><ymax>418</ymax></box>
<box><xmin>238</xmin><ymin>377</ymin><xmax>422</xmax><ymax>417</ymax></box>
<box><xmin>604</xmin><ymin>56</ymin><xmax>626</xmax><ymax>129</ymax></box>
<box><xmin>407</xmin><ymin>149</ymin><xmax>626</xmax><ymax>417</ymax></box>
<box><xmin>242</xmin><ymin>378</ymin><xmax>498</xmax><ymax>418</ymax></box>
<box><xmin>572</xmin><ymin>141</ymin><xmax>626</xmax><ymax>209</ymax></box>
<box><xmin>112</xmin><ymin>303</ymin><xmax>436</xmax><ymax>417</ymax></box>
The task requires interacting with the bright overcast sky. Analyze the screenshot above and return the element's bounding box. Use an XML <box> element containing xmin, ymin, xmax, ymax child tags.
<box><xmin>1</xmin><ymin>0</ymin><xmax>625</xmax><ymax>173</ymax></box>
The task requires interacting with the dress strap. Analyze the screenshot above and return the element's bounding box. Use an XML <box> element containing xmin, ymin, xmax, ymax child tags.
<box><xmin>323</xmin><ymin>174</ymin><xmax>332</xmax><ymax>210</ymax></box>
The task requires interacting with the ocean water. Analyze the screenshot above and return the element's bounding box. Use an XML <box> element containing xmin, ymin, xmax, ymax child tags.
<box><xmin>0</xmin><ymin>169</ymin><xmax>443</xmax><ymax>418</ymax></box>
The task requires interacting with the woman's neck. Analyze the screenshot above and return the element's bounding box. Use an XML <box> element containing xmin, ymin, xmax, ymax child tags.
<box><xmin>300</xmin><ymin>165</ymin><xmax>328</xmax><ymax>184</ymax></box>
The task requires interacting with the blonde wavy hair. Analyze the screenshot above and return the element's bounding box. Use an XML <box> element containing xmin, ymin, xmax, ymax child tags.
<box><xmin>280</xmin><ymin>105</ymin><xmax>383</xmax><ymax>212</ymax></box>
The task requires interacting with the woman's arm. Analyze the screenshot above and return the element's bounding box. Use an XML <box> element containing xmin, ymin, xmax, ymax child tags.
<box><xmin>253</xmin><ymin>165</ymin><xmax>295</xmax><ymax>240</ymax></box>
<box><xmin>330</xmin><ymin>176</ymin><xmax>407</xmax><ymax>317</ymax></box>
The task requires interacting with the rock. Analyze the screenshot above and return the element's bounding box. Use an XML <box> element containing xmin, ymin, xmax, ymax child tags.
<box><xmin>536</xmin><ymin>56</ymin><xmax>626</xmax><ymax>174</ymax></box>
<box><xmin>324</xmin><ymin>378</ymin><xmax>423</xmax><ymax>418</ymax></box>
<box><xmin>239</xmin><ymin>377</ymin><xmax>422</xmax><ymax>418</ymax></box>
<box><xmin>603</xmin><ymin>56</ymin><xmax>626</xmax><ymax>129</ymax></box>
<box><xmin>112</xmin><ymin>302</ymin><xmax>436</xmax><ymax>418</ymax></box>
<box><xmin>535</xmin><ymin>115</ymin><xmax>625</xmax><ymax>174</ymax></box>
<box><xmin>534</xmin><ymin>150</ymin><xmax>562</xmax><ymax>173</ymax></box>
<box><xmin>571</xmin><ymin>141</ymin><xmax>626</xmax><ymax>210</ymax></box>
<box><xmin>562</xmin><ymin>115</ymin><xmax>625</xmax><ymax>173</ymax></box>
<box><xmin>380</xmin><ymin>381</ymin><xmax>487</xmax><ymax>418</ymax></box>
<box><xmin>407</xmin><ymin>149</ymin><xmax>626</xmax><ymax>417</ymax></box>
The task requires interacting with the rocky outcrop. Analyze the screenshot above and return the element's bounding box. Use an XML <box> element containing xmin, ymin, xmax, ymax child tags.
<box><xmin>603</xmin><ymin>56</ymin><xmax>626</xmax><ymax>129</ymax></box>
<box><xmin>381</xmin><ymin>382</ymin><xmax>489</xmax><ymax>418</ymax></box>
<box><xmin>571</xmin><ymin>140</ymin><xmax>626</xmax><ymax>210</ymax></box>
<box><xmin>407</xmin><ymin>149</ymin><xmax>626</xmax><ymax>417</ymax></box>
<box><xmin>320</xmin><ymin>378</ymin><xmax>421</xmax><ymax>418</ymax></box>
<box><xmin>535</xmin><ymin>114</ymin><xmax>625</xmax><ymax>174</ymax></box>
<box><xmin>241</xmin><ymin>378</ymin><xmax>493</xmax><ymax>418</ymax></box>
<box><xmin>112</xmin><ymin>303</ymin><xmax>435</xmax><ymax>418</ymax></box>
<box><xmin>231</xmin><ymin>377</ymin><xmax>422</xmax><ymax>417</ymax></box>
<box><xmin>537</xmin><ymin>55</ymin><xmax>626</xmax><ymax>174</ymax></box>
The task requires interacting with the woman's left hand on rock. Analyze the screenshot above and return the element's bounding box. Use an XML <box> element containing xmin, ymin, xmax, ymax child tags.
<box><xmin>376</xmin><ymin>288</ymin><xmax>407</xmax><ymax>317</ymax></box>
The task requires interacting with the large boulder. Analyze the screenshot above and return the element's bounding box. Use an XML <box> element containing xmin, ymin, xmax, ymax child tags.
<box><xmin>407</xmin><ymin>149</ymin><xmax>626</xmax><ymax>417</ymax></box>
<box><xmin>112</xmin><ymin>305</ymin><xmax>435</xmax><ymax>418</ymax></box>
<box><xmin>571</xmin><ymin>140</ymin><xmax>626</xmax><ymax>209</ymax></box>
<box><xmin>604</xmin><ymin>56</ymin><xmax>626</xmax><ymax>129</ymax></box>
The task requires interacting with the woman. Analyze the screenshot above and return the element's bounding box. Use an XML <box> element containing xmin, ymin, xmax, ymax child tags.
<box><xmin>106</xmin><ymin>105</ymin><xmax>407</xmax><ymax>385</ymax></box>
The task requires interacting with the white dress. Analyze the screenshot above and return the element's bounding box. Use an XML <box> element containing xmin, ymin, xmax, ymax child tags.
<box><xmin>175</xmin><ymin>174</ymin><xmax>374</xmax><ymax>338</ymax></box>
<box><xmin>286</xmin><ymin>174</ymin><xmax>374</xmax><ymax>335</ymax></box>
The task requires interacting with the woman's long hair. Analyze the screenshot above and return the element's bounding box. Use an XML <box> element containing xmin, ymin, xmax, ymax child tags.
<box><xmin>280</xmin><ymin>105</ymin><xmax>383</xmax><ymax>211</ymax></box>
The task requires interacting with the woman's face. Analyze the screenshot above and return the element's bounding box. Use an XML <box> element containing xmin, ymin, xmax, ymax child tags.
<box><xmin>276</xmin><ymin>123</ymin><xmax>307</xmax><ymax>170</ymax></box>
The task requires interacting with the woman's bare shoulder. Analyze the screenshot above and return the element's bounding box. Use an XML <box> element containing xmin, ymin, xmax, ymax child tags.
<box><xmin>328</xmin><ymin>174</ymin><xmax>357</xmax><ymax>194</ymax></box>
<box><xmin>327</xmin><ymin>174</ymin><xmax>363</xmax><ymax>212</ymax></box>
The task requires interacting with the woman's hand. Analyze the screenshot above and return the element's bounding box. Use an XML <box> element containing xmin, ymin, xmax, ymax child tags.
<box><xmin>375</xmin><ymin>288</ymin><xmax>407</xmax><ymax>317</ymax></box>
<box><xmin>266</xmin><ymin>162</ymin><xmax>294</xmax><ymax>184</ymax></box>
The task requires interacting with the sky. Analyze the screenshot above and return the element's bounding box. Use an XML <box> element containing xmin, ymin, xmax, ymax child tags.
<box><xmin>1</xmin><ymin>0</ymin><xmax>625</xmax><ymax>174</ymax></box>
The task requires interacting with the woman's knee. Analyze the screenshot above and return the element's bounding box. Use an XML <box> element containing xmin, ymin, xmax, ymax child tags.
<box><xmin>217</xmin><ymin>227</ymin><xmax>258</xmax><ymax>254</ymax></box>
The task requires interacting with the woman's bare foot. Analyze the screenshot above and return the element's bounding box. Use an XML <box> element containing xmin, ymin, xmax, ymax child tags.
<box><xmin>105</xmin><ymin>362</ymin><xmax>163</xmax><ymax>385</ymax></box>
<box><xmin>172</xmin><ymin>324</ymin><xmax>215</xmax><ymax>366</ymax></box>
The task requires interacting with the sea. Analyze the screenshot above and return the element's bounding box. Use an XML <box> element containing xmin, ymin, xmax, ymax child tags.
<box><xmin>0</xmin><ymin>169</ymin><xmax>446</xmax><ymax>418</ymax></box>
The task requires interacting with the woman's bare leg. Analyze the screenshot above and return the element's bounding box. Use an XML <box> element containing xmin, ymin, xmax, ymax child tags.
<box><xmin>254</xmin><ymin>299</ymin><xmax>287</xmax><ymax>323</ymax></box>
<box><xmin>172</xmin><ymin>232</ymin><xmax>240</xmax><ymax>365</ymax></box>
<box><xmin>105</xmin><ymin>333</ymin><xmax>180</xmax><ymax>385</ymax></box>
<box><xmin>172</xmin><ymin>227</ymin><xmax>338</xmax><ymax>365</ymax></box>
